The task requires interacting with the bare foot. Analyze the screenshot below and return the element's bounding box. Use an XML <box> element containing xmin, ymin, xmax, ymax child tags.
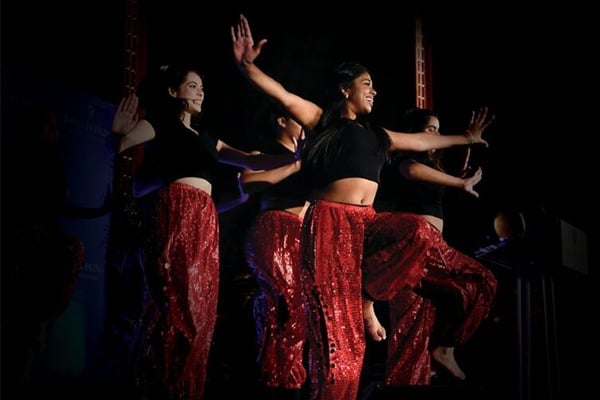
<box><xmin>431</xmin><ymin>346</ymin><xmax>466</xmax><ymax>380</ymax></box>
<box><xmin>362</xmin><ymin>299</ymin><xmax>386</xmax><ymax>341</ymax></box>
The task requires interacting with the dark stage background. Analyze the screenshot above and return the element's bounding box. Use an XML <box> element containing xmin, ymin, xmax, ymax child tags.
<box><xmin>2</xmin><ymin>1</ymin><xmax>597</xmax><ymax>399</ymax></box>
<box><xmin>4</xmin><ymin>1</ymin><xmax>597</xmax><ymax>234</ymax></box>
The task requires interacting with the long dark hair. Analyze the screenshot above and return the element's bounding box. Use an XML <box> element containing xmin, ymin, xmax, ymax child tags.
<box><xmin>303</xmin><ymin>62</ymin><xmax>390</xmax><ymax>186</ymax></box>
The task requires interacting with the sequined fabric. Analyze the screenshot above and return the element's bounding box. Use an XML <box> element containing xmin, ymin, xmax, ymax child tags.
<box><xmin>363</xmin><ymin>212</ymin><xmax>497</xmax><ymax>385</ymax></box>
<box><xmin>417</xmin><ymin>225</ymin><xmax>497</xmax><ymax>346</ymax></box>
<box><xmin>140</xmin><ymin>182</ymin><xmax>219</xmax><ymax>400</ymax></box>
<box><xmin>363</xmin><ymin>212</ymin><xmax>433</xmax><ymax>298</ymax></box>
<box><xmin>246</xmin><ymin>209</ymin><xmax>307</xmax><ymax>389</ymax></box>
<box><xmin>301</xmin><ymin>200</ymin><xmax>375</xmax><ymax>400</ymax></box>
<box><xmin>385</xmin><ymin>290</ymin><xmax>435</xmax><ymax>385</ymax></box>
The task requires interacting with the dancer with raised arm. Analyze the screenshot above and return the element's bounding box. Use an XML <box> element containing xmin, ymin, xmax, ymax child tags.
<box><xmin>364</xmin><ymin>107</ymin><xmax>498</xmax><ymax>385</ymax></box>
<box><xmin>231</xmin><ymin>15</ymin><xmax>494</xmax><ymax>400</ymax></box>
<box><xmin>111</xmin><ymin>62</ymin><xmax>301</xmax><ymax>400</ymax></box>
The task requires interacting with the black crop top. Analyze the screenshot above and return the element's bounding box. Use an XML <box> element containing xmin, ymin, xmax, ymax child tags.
<box><xmin>375</xmin><ymin>152</ymin><xmax>445</xmax><ymax>218</ymax></box>
<box><xmin>256</xmin><ymin>140</ymin><xmax>306</xmax><ymax>201</ymax></box>
<box><xmin>315</xmin><ymin>120</ymin><xmax>388</xmax><ymax>188</ymax></box>
<box><xmin>145</xmin><ymin>114</ymin><xmax>220</xmax><ymax>184</ymax></box>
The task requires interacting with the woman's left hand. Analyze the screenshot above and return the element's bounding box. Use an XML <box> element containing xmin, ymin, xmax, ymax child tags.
<box><xmin>112</xmin><ymin>93</ymin><xmax>139</xmax><ymax>135</ymax></box>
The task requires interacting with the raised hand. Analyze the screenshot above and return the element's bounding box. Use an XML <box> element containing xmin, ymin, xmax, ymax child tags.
<box><xmin>463</xmin><ymin>167</ymin><xmax>483</xmax><ymax>198</ymax></box>
<box><xmin>231</xmin><ymin>14</ymin><xmax>267</xmax><ymax>68</ymax></box>
<box><xmin>112</xmin><ymin>93</ymin><xmax>139</xmax><ymax>135</ymax></box>
<box><xmin>465</xmin><ymin>106</ymin><xmax>495</xmax><ymax>147</ymax></box>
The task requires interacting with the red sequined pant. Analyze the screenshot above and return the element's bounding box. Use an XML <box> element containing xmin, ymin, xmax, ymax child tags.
<box><xmin>363</xmin><ymin>212</ymin><xmax>497</xmax><ymax>385</ymax></box>
<box><xmin>141</xmin><ymin>183</ymin><xmax>219</xmax><ymax>400</ymax></box>
<box><xmin>246</xmin><ymin>209</ymin><xmax>307</xmax><ymax>389</ymax></box>
<box><xmin>301</xmin><ymin>200</ymin><xmax>377</xmax><ymax>400</ymax></box>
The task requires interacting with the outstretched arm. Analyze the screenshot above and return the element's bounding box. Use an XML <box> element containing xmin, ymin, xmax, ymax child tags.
<box><xmin>386</xmin><ymin>107</ymin><xmax>495</xmax><ymax>152</ymax></box>
<box><xmin>216</xmin><ymin>140</ymin><xmax>300</xmax><ymax>171</ymax></box>
<box><xmin>240</xmin><ymin>159</ymin><xmax>302</xmax><ymax>195</ymax></box>
<box><xmin>399</xmin><ymin>160</ymin><xmax>483</xmax><ymax>198</ymax></box>
<box><xmin>231</xmin><ymin>14</ymin><xmax>322</xmax><ymax>130</ymax></box>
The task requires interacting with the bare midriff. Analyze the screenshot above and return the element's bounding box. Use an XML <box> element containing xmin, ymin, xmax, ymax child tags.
<box><xmin>422</xmin><ymin>214</ymin><xmax>443</xmax><ymax>232</ymax></box>
<box><xmin>174</xmin><ymin>177</ymin><xmax>213</xmax><ymax>195</ymax></box>
<box><xmin>315</xmin><ymin>177</ymin><xmax>378</xmax><ymax>206</ymax></box>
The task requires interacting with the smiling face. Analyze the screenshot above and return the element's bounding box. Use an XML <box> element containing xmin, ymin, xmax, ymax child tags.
<box><xmin>169</xmin><ymin>71</ymin><xmax>204</xmax><ymax>115</ymax></box>
<box><xmin>342</xmin><ymin>72</ymin><xmax>377</xmax><ymax>119</ymax></box>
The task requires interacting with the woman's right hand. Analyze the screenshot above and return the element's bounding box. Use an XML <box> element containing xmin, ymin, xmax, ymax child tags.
<box><xmin>463</xmin><ymin>167</ymin><xmax>483</xmax><ymax>198</ymax></box>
